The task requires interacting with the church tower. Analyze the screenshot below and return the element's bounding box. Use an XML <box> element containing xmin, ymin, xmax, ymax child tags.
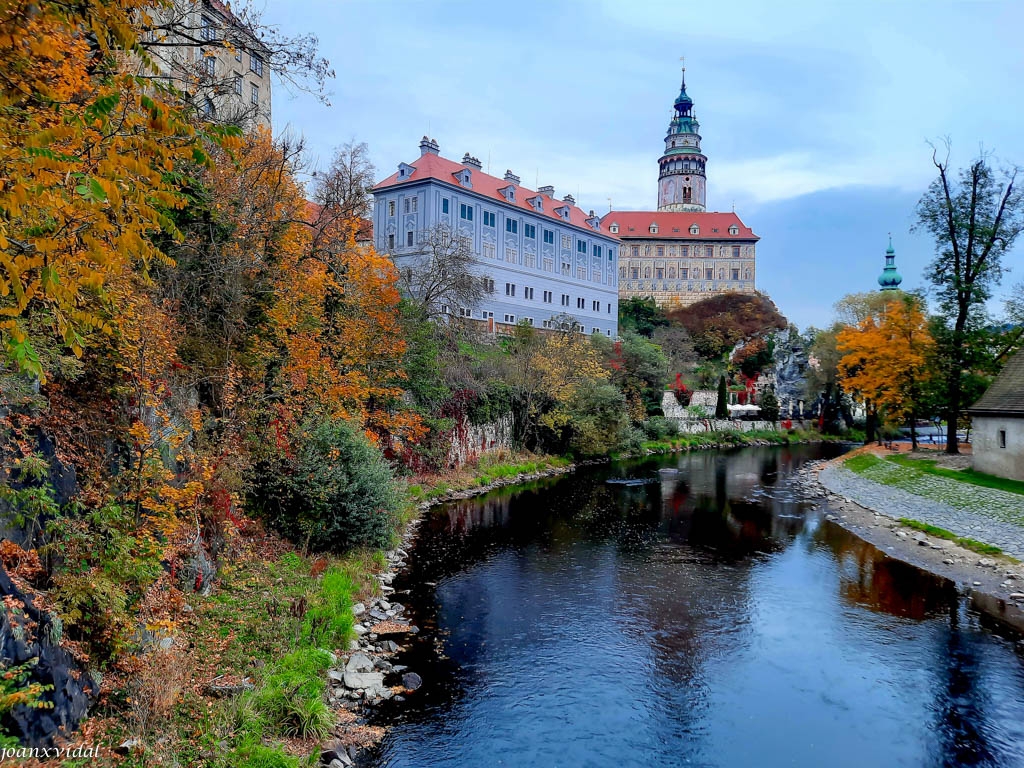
<box><xmin>878</xmin><ymin>235</ymin><xmax>903</xmax><ymax>291</ymax></box>
<box><xmin>657</xmin><ymin>67</ymin><xmax>706</xmax><ymax>212</ymax></box>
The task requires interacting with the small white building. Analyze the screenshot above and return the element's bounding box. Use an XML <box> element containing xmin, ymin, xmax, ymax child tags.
<box><xmin>968</xmin><ymin>349</ymin><xmax>1024</xmax><ymax>480</ymax></box>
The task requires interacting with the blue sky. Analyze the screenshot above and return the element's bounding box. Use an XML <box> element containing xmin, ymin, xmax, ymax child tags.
<box><xmin>267</xmin><ymin>0</ymin><xmax>1024</xmax><ymax>330</ymax></box>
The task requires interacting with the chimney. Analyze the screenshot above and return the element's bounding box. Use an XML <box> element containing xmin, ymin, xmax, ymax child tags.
<box><xmin>562</xmin><ymin>193</ymin><xmax>575</xmax><ymax>206</ymax></box>
<box><xmin>589</xmin><ymin>209</ymin><xmax>596</xmax><ymax>217</ymax></box>
<box><xmin>538</xmin><ymin>185</ymin><xmax>555</xmax><ymax>197</ymax></box>
<box><xmin>461</xmin><ymin>153</ymin><xmax>483</xmax><ymax>170</ymax></box>
<box><xmin>504</xmin><ymin>170</ymin><xmax>521</xmax><ymax>185</ymax></box>
<box><xmin>419</xmin><ymin>136</ymin><xmax>439</xmax><ymax>155</ymax></box>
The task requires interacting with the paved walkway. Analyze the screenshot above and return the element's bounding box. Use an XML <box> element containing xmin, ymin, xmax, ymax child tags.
<box><xmin>819</xmin><ymin>464</ymin><xmax>1024</xmax><ymax>560</ymax></box>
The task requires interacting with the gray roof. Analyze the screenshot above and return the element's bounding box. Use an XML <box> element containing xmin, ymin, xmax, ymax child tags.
<box><xmin>970</xmin><ymin>347</ymin><xmax>1024</xmax><ymax>415</ymax></box>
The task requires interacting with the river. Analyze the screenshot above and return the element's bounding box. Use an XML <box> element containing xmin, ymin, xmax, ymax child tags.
<box><xmin>367</xmin><ymin>445</ymin><xmax>1024</xmax><ymax>768</ymax></box>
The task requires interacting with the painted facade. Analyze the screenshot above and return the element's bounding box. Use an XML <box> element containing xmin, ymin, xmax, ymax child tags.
<box><xmin>372</xmin><ymin>139</ymin><xmax>619</xmax><ymax>336</ymax></box>
<box><xmin>605</xmin><ymin>67</ymin><xmax>759</xmax><ymax>308</ymax></box>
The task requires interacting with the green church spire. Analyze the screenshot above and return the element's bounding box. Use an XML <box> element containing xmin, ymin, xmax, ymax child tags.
<box><xmin>878</xmin><ymin>234</ymin><xmax>903</xmax><ymax>291</ymax></box>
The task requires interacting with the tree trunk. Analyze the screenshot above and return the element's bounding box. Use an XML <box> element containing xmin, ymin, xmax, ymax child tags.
<box><xmin>945</xmin><ymin>313</ymin><xmax>968</xmax><ymax>454</ymax></box>
<box><xmin>910</xmin><ymin>416</ymin><xmax>918</xmax><ymax>451</ymax></box>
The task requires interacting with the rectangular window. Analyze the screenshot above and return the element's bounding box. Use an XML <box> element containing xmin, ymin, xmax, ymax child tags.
<box><xmin>481</xmin><ymin>311</ymin><xmax>493</xmax><ymax>320</ymax></box>
<box><xmin>411</xmin><ymin>197</ymin><xmax>418</xmax><ymax>213</ymax></box>
<box><xmin>387</xmin><ymin>234</ymin><xmax>394</xmax><ymax>250</ymax></box>
<box><xmin>388</xmin><ymin>200</ymin><xmax>395</xmax><ymax>217</ymax></box>
<box><xmin>656</xmin><ymin>246</ymin><xmax>664</xmax><ymax>257</ymax></box>
<box><xmin>608</xmin><ymin>304</ymin><xmax>612</xmax><ymax>314</ymax></box>
<box><xmin>251</xmin><ymin>83</ymin><xmax>258</xmax><ymax>105</ymax></box>
<box><xmin>577</xmin><ymin>297</ymin><xmax>585</xmax><ymax>309</ymax></box>
<box><xmin>682</xmin><ymin>246</ymin><xmax>689</xmax><ymax>258</ymax></box>
<box><xmin>524</xmin><ymin>252</ymin><xmax>536</xmax><ymax>268</ymax></box>
<box><xmin>460</xmin><ymin>203</ymin><xmax>474</xmax><ymax>221</ymax></box>
<box><xmin>403</xmin><ymin>198</ymin><xmax>410</xmax><ymax>214</ymax></box>
<box><xmin>406</xmin><ymin>231</ymin><xmax>414</xmax><ymax>246</ymax></box>
<box><xmin>561</xmin><ymin>294</ymin><xmax>569</xmax><ymax>307</ymax></box>
<box><xmin>655</xmin><ymin>268</ymin><xmax>664</xmax><ymax>279</ymax></box>
<box><xmin>999</xmin><ymin>429</ymin><xmax>1007</xmax><ymax>449</ymax></box>
<box><xmin>203</xmin><ymin>55</ymin><xmax>216</xmax><ymax>76</ymax></box>
<box><xmin>561</xmin><ymin>263</ymin><xmax>571</xmax><ymax>276</ymax></box>
<box><xmin>523</xmin><ymin>317</ymin><xmax>534</xmax><ymax>326</ymax></box>
<box><xmin>505</xmin><ymin>247</ymin><xmax>518</xmax><ymax>263</ymax></box>
<box><xmin>705</xmin><ymin>268</ymin><xmax>713</xmax><ymax>279</ymax></box>
<box><xmin>561</xmin><ymin>234</ymin><xmax>572</xmax><ymax>249</ymax></box>
<box><xmin>543</xmin><ymin>229</ymin><xmax>555</xmax><ymax>245</ymax></box>
<box><xmin>577</xmin><ymin>266</ymin><xmax>586</xmax><ymax>280</ymax></box>
<box><xmin>592</xmin><ymin>245</ymin><xmax>602</xmax><ymax>258</ymax></box>
<box><xmin>483</xmin><ymin>277</ymin><xmax>495</xmax><ymax>293</ymax></box>
<box><xmin>482</xmin><ymin>242</ymin><xmax>496</xmax><ymax>259</ymax></box>
<box><xmin>705</xmin><ymin>245</ymin><xmax>714</xmax><ymax>258</ymax></box>
<box><xmin>504</xmin><ymin>314</ymin><xmax>516</xmax><ymax>324</ymax></box>
<box><xmin>630</xmin><ymin>267</ymin><xmax>639</xmax><ymax>279</ymax></box>
<box><xmin>483</xmin><ymin>210</ymin><xmax>496</xmax><ymax>227</ymax></box>
<box><xmin>592</xmin><ymin>327</ymin><xmax>600</xmax><ymax>334</ymax></box>
<box><xmin>442</xmin><ymin>198</ymin><xmax>449</xmax><ymax>214</ymax></box>
<box><xmin>524</xmin><ymin>286</ymin><xmax>534</xmax><ymax>300</ymax></box>
<box><xmin>543</xmin><ymin>257</ymin><xmax>554</xmax><ymax>272</ymax></box>
<box><xmin>592</xmin><ymin>300</ymin><xmax>599</xmax><ymax>311</ymax></box>
<box><xmin>201</xmin><ymin>15</ymin><xmax>216</xmax><ymax>41</ymax></box>
<box><xmin>524</xmin><ymin>223</ymin><xmax>536</xmax><ymax>239</ymax></box>
<box><xmin>459</xmin><ymin>307</ymin><xmax>472</xmax><ymax>318</ymax></box>
<box><xmin>251</xmin><ymin>53</ymin><xmax>264</xmax><ymax>77</ymax></box>
<box><xmin>235</xmin><ymin>48</ymin><xmax>243</xmax><ymax>63</ymax></box>
<box><xmin>505</xmin><ymin>283</ymin><xmax>516</xmax><ymax>297</ymax></box>
<box><xmin>233</xmin><ymin>74</ymin><xmax>242</xmax><ymax>94</ymax></box>
<box><xmin>543</xmin><ymin>290</ymin><xmax>553</xmax><ymax>303</ymax></box>
<box><xmin>632</xmin><ymin>246</ymin><xmax>640</xmax><ymax>257</ymax></box>
<box><xmin>681</xmin><ymin>268</ymin><xmax>688</xmax><ymax>279</ymax></box>
<box><xmin>577</xmin><ymin>239</ymin><xmax>587</xmax><ymax>253</ymax></box>
<box><xmin>732</xmin><ymin>245</ymin><xmax>741</xmax><ymax>258</ymax></box>
<box><xmin>506</xmin><ymin>219</ymin><xmax>518</xmax><ymax>234</ymax></box>
<box><xmin>732</xmin><ymin>269</ymin><xmax>740</xmax><ymax>280</ymax></box>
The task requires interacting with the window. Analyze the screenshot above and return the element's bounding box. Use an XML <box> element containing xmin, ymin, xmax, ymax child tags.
<box><xmin>543</xmin><ymin>258</ymin><xmax>553</xmax><ymax>272</ymax></box>
<box><xmin>403</xmin><ymin>198</ymin><xmax>410</xmax><ymax>214</ymax></box>
<box><xmin>202</xmin><ymin>97</ymin><xmax>215</xmax><ymax>117</ymax></box>
<box><xmin>250</xmin><ymin>53</ymin><xmax>264</xmax><ymax>77</ymax></box>
<box><xmin>523</xmin><ymin>317</ymin><xmax>534</xmax><ymax>326</ymax></box>
<box><xmin>251</xmin><ymin>83</ymin><xmax>258</xmax><ymax>105</ymax></box>
<box><xmin>577</xmin><ymin>266</ymin><xmax>586</xmax><ymax>280</ymax></box>
<box><xmin>576</xmin><ymin>297</ymin><xmax>585</xmax><ymax>309</ymax></box>
<box><xmin>524</xmin><ymin>286</ymin><xmax>534</xmax><ymax>300</ymax></box>
<box><xmin>608</xmin><ymin>304</ymin><xmax>612</xmax><ymax>314</ymax></box>
<box><xmin>630</xmin><ymin>267</ymin><xmax>639</xmax><ymax>279</ymax></box>
<box><xmin>524</xmin><ymin>223</ymin><xmax>536</xmax><ymax>239</ymax></box>
<box><xmin>682</xmin><ymin>245</ymin><xmax>689</xmax><ymax>258</ymax></box>
<box><xmin>201</xmin><ymin>15</ymin><xmax>216</xmax><ymax>41</ymax></box>
<box><xmin>505</xmin><ymin>247</ymin><xmax>518</xmax><ymax>263</ymax></box>
<box><xmin>387</xmin><ymin>234</ymin><xmax>395</xmax><ymax>250</ymax></box>
<box><xmin>233</xmin><ymin>74</ymin><xmax>242</xmax><ymax>94</ymax></box>
<box><xmin>504</xmin><ymin>314</ymin><xmax>516</xmax><ymax>324</ymax></box>
<box><xmin>505</xmin><ymin>283</ymin><xmax>516</xmax><ymax>296</ymax></box>
<box><xmin>689</xmin><ymin>224</ymin><xmax>699</xmax><ymax>235</ymax></box>
<box><xmin>483</xmin><ymin>210</ymin><xmax>495</xmax><ymax>227</ymax></box>
<box><xmin>411</xmin><ymin>197</ymin><xmax>418</xmax><ymax>212</ymax></box>
<box><xmin>442</xmin><ymin>198</ymin><xmax>449</xmax><ymax>214</ymax></box>
<box><xmin>524</xmin><ymin>252</ymin><xmax>536</xmax><ymax>268</ymax></box>
<box><xmin>388</xmin><ymin>200</ymin><xmax>395</xmax><ymax>217</ymax></box>
<box><xmin>406</xmin><ymin>231</ymin><xmax>414</xmax><ymax>247</ymax></box>
<box><xmin>482</xmin><ymin>242</ymin><xmax>496</xmax><ymax>259</ymax></box>
<box><xmin>561</xmin><ymin>234</ymin><xmax>572</xmax><ymax>250</ymax></box>
<box><xmin>481</xmin><ymin>311</ymin><xmax>493</xmax><ymax>320</ymax></box>
<box><xmin>577</xmin><ymin>239</ymin><xmax>587</xmax><ymax>253</ymax></box>
<box><xmin>705</xmin><ymin>268</ymin><xmax>713</xmax><ymax>279</ymax></box>
<box><xmin>732</xmin><ymin>245</ymin><xmax>741</xmax><ymax>258</ymax></box>
<box><xmin>203</xmin><ymin>55</ymin><xmax>216</xmax><ymax>76</ymax></box>
<box><xmin>506</xmin><ymin>219</ymin><xmax>518</xmax><ymax>234</ymax></box>
<box><xmin>561</xmin><ymin>294</ymin><xmax>569</xmax><ymax>307</ymax></box>
<box><xmin>631</xmin><ymin>246</ymin><xmax>640</xmax><ymax>257</ymax></box>
<box><xmin>729</xmin><ymin>225</ymin><xmax>739</xmax><ymax>235</ymax></box>
<box><xmin>592</xmin><ymin>245</ymin><xmax>602</xmax><ymax>259</ymax></box>
<box><xmin>543</xmin><ymin>290</ymin><xmax>553</xmax><ymax>303</ymax></box>
<box><xmin>681</xmin><ymin>268</ymin><xmax>688</xmax><ymax>279</ymax></box>
<box><xmin>656</xmin><ymin>246</ymin><xmax>664</xmax><ymax>257</ymax></box>
<box><xmin>649</xmin><ymin>224</ymin><xmax>658</xmax><ymax>234</ymax></box>
<box><xmin>460</xmin><ymin>203</ymin><xmax>474</xmax><ymax>221</ymax></box>
<box><xmin>705</xmin><ymin>245</ymin><xmax>714</xmax><ymax>258</ymax></box>
<box><xmin>656</xmin><ymin>268</ymin><xmax>664</xmax><ymax>279</ymax></box>
<box><xmin>543</xmin><ymin>229</ymin><xmax>555</xmax><ymax>245</ymax></box>
<box><xmin>235</xmin><ymin>48</ymin><xmax>243</xmax><ymax>63</ymax></box>
<box><xmin>483</xmin><ymin>277</ymin><xmax>495</xmax><ymax>293</ymax></box>
<box><xmin>732</xmin><ymin>269</ymin><xmax>740</xmax><ymax>280</ymax></box>
<box><xmin>592</xmin><ymin>300</ymin><xmax>600</xmax><ymax>311</ymax></box>
<box><xmin>459</xmin><ymin>307</ymin><xmax>473</xmax><ymax>318</ymax></box>
<box><xmin>999</xmin><ymin>429</ymin><xmax>1007</xmax><ymax>449</ymax></box>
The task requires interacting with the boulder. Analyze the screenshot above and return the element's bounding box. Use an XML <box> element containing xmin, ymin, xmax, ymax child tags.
<box><xmin>351</xmin><ymin>602</ymin><xmax>366</xmax><ymax>617</ymax></box>
<box><xmin>345</xmin><ymin>653</ymin><xmax>374</xmax><ymax>673</ymax></box>
<box><xmin>343</xmin><ymin>671</ymin><xmax>384</xmax><ymax>690</ymax></box>
<box><xmin>401</xmin><ymin>672</ymin><xmax>423</xmax><ymax>691</ymax></box>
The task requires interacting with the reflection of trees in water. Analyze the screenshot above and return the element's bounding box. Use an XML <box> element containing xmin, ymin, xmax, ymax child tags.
<box><xmin>815</xmin><ymin>522</ymin><xmax>958</xmax><ymax>620</ymax></box>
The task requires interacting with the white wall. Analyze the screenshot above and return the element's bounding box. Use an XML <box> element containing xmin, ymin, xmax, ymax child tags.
<box><xmin>972</xmin><ymin>416</ymin><xmax>1024</xmax><ymax>480</ymax></box>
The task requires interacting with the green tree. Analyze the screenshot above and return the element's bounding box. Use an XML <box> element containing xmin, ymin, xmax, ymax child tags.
<box><xmin>715</xmin><ymin>375</ymin><xmax>729</xmax><ymax>418</ymax></box>
<box><xmin>759</xmin><ymin>387</ymin><xmax>780</xmax><ymax>422</ymax></box>
<box><xmin>914</xmin><ymin>143</ymin><xmax>1024</xmax><ymax>453</ymax></box>
<box><xmin>618</xmin><ymin>297</ymin><xmax>669</xmax><ymax>337</ymax></box>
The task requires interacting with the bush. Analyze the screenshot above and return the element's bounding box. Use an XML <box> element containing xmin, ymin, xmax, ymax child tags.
<box><xmin>618</xmin><ymin>425</ymin><xmax>647</xmax><ymax>455</ymax></box>
<box><xmin>251</xmin><ymin>416</ymin><xmax>402</xmax><ymax>553</ymax></box>
<box><xmin>566</xmin><ymin>380</ymin><xmax>629</xmax><ymax>456</ymax></box>
<box><xmin>642</xmin><ymin>417</ymin><xmax>679</xmax><ymax>440</ymax></box>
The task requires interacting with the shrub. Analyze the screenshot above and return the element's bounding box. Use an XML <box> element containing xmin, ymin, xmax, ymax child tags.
<box><xmin>251</xmin><ymin>416</ymin><xmax>402</xmax><ymax>553</ymax></box>
<box><xmin>642</xmin><ymin>417</ymin><xmax>679</xmax><ymax>440</ymax></box>
<box><xmin>566</xmin><ymin>380</ymin><xmax>629</xmax><ymax>456</ymax></box>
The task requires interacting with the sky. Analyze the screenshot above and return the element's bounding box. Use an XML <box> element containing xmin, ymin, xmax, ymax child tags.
<box><xmin>265</xmin><ymin>0</ymin><xmax>1024</xmax><ymax>330</ymax></box>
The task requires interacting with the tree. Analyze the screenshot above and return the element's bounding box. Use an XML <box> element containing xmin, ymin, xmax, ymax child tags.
<box><xmin>666</xmin><ymin>293</ymin><xmax>787</xmax><ymax>361</ymax></box>
<box><xmin>759</xmin><ymin>387</ymin><xmax>780</xmax><ymax>422</ymax></box>
<box><xmin>837</xmin><ymin>294</ymin><xmax>935</xmax><ymax>449</ymax></box>
<box><xmin>914</xmin><ymin>142</ymin><xmax>1024</xmax><ymax>453</ymax></box>
<box><xmin>396</xmin><ymin>224</ymin><xmax>486</xmax><ymax>322</ymax></box>
<box><xmin>594</xmin><ymin>332</ymin><xmax>670</xmax><ymax>419</ymax></box>
<box><xmin>715</xmin><ymin>375</ymin><xmax>728</xmax><ymax>418</ymax></box>
<box><xmin>618</xmin><ymin>297</ymin><xmax>669</xmax><ymax>337</ymax></box>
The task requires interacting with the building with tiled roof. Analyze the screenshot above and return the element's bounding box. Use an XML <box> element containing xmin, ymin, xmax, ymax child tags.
<box><xmin>969</xmin><ymin>348</ymin><xmax>1024</xmax><ymax>480</ymax></box>
<box><xmin>605</xmin><ymin>67</ymin><xmax>759</xmax><ymax>308</ymax></box>
<box><xmin>372</xmin><ymin>138</ymin><xmax>620</xmax><ymax>336</ymax></box>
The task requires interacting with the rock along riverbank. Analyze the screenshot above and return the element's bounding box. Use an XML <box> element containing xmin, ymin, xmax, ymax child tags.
<box><xmin>796</xmin><ymin>458</ymin><xmax>1024</xmax><ymax>635</ymax></box>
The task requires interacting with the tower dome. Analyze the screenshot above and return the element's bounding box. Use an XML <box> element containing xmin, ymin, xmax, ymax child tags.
<box><xmin>657</xmin><ymin>65</ymin><xmax>706</xmax><ymax>212</ymax></box>
<box><xmin>878</xmin><ymin>236</ymin><xmax>903</xmax><ymax>291</ymax></box>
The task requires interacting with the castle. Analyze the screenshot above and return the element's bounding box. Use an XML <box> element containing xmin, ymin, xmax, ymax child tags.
<box><xmin>605</xmin><ymin>67</ymin><xmax>759</xmax><ymax>308</ymax></box>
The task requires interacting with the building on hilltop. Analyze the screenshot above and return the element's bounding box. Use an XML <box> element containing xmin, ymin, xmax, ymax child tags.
<box><xmin>144</xmin><ymin>0</ymin><xmax>272</xmax><ymax>130</ymax></box>
<box><xmin>372</xmin><ymin>138</ymin><xmax>620</xmax><ymax>337</ymax></box>
<box><xmin>604</xmin><ymin>66</ymin><xmax>759</xmax><ymax>308</ymax></box>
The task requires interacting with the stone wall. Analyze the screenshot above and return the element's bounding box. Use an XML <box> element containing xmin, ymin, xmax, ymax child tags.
<box><xmin>446</xmin><ymin>414</ymin><xmax>515</xmax><ymax>467</ymax></box>
<box><xmin>668</xmin><ymin>418</ymin><xmax>779</xmax><ymax>434</ymax></box>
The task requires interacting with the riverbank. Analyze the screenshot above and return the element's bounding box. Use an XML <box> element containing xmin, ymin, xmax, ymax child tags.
<box><xmin>797</xmin><ymin>449</ymin><xmax>1024</xmax><ymax>633</ymax></box>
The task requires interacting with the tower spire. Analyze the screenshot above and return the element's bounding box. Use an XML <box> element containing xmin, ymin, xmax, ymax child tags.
<box><xmin>657</xmin><ymin>60</ymin><xmax>706</xmax><ymax>212</ymax></box>
<box><xmin>878</xmin><ymin>233</ymin><xmax>903</xmax><ymax>291</ymax></box>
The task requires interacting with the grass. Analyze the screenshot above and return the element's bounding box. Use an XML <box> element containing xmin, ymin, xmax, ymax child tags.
<box><xmin>408</xmin><ymin>451</ymin><xmax>571</xmax><ymax>502</ymax></box>
<box><xmin>898</xmin><ymin>518</ymin><xmax>1006</xmax><ymax>557</ymax></box>
<box><xmin>888</xmin><ymin>453</ymin><xmax>1024</xmax><ymax>496</ymax></box>
<box><xmin>635</xmin><ymin>427</ymin><xmax>854</xmax><ymax>457</ymax></box>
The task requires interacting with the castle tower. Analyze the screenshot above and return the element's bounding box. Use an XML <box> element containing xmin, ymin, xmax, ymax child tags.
<box><xmin>657</xmin><ymin>67</ymin><xmax>706</xmax><ymax>212</ymax></box>
<box><xmin>878</xmin><ymin>235</ymin><xmax>903</xmax><ymax>291</ymax></box>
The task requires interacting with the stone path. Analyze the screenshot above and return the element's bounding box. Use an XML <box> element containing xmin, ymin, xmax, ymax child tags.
<box><xmin>819</xmin><ymin>464</ymin><xmax>1024</xmax><ymax>560</ymax></box>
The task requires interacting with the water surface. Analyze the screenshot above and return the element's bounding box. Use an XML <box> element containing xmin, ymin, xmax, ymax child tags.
<box><xmin>369</xmin><ymin>445</ymin><xmax>1024</xmax><ymax>768</ymax></box>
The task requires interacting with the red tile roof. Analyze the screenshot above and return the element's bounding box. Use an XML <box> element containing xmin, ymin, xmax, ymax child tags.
<box><xmin>601</xmin><ymin>210</ymin><xmax>758</xmax><ymax>241</ymax></box>
<box><xmin>374</xmin><ymin>152</ymin><xmax>615</xmax><ymax>238</ymax></box>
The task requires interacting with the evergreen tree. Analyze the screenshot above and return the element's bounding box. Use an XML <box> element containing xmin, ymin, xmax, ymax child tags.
<box><xmin>715</xmin><ymin>375</ymin><xmax>729</xmax><ymax>418</ymax></box>
<box><xmin>760</xmin><ymin>387</ymin><xmax>780</xmax><ymax>422</ymax></box>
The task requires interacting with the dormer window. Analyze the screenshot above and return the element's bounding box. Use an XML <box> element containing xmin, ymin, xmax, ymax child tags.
<box><xmin>397</xmin><ymin>162</ymin><xmax>416</xmax><ymax>181</ymax></box>
<box><xmin>554</xmin><ymin>205</ymin><xmax>570</xmax><ymax>222</ymax></box>
<box><xmin>499</xmin><ymin>185</ymin><xmax>515</xmax><ymax>203</ymax></box>
<box><xmin>609</xmin><ymin>222</ymin><xmax>619</xmax><ymax>234</ymax></box>
<box><xmin>689</xmin><ymin>224</ymin><xmax>699</xmax><ymax>235</ymax></box>
<box><xmin>454</xmin><ymin>168</ymin><xmax>473</xmax><ymax>188</ymax></box>
<box><xmin>586</xmin><ymin>216</ymin><xmax>601</xmax><ymax>231</ymax></box>
<box><xmin>527</xmin><ymin>195</ymin><xmax>543</xmax><ymax>212</ymax></box>
<box><xmin>649</xmin><ymin>223</ymin><xmax>658</xmax><ymax>234</ymax></box>
<box><xmin>729</xmin><ymin>225</ymin><xmax>739</xmax><ymax>235</ymax></box>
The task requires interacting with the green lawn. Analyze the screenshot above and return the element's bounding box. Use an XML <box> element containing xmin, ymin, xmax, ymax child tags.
<box><xmin>888</xmin><ymin>453</ymin><xmax>1024</xmax><ymax>496</ymax></box>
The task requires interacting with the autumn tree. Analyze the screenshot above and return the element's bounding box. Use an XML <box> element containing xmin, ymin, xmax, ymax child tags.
<box><xmin>914</xmin><ymin>142</ymin><xmax>1024</xmax><ymax>453</ymax></box>
<box><xmin>837</xmin><ymin>294</ymin><xmax>935</xmax><ymax>449</ymax></box>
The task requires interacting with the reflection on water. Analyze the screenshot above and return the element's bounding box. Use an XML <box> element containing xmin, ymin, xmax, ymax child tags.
<box><xmin>369</xmin><ymin>445</ymin><xmax>1024</xmax><ymax>768</ymax></box>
